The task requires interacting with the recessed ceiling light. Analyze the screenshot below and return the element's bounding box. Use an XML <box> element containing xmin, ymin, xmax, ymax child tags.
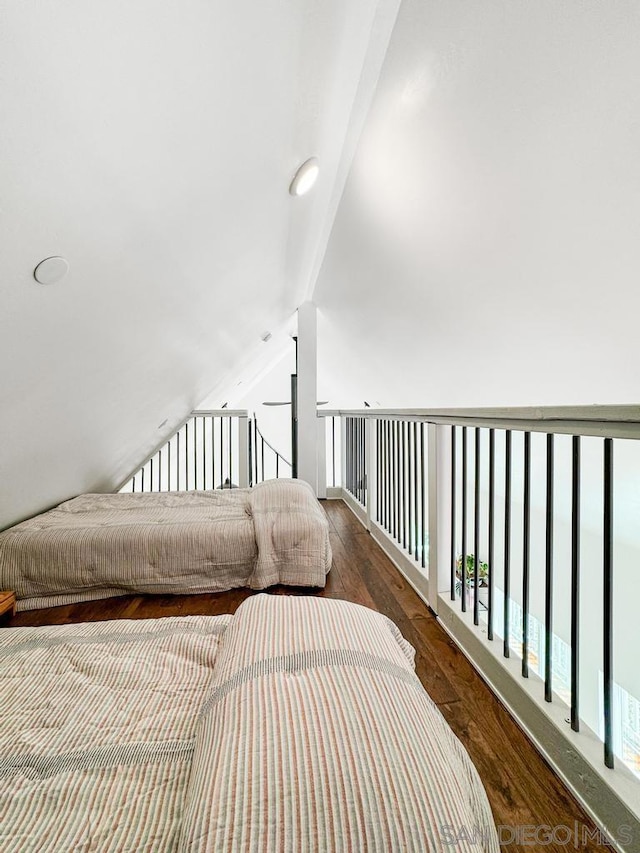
<box><xmin>33</xmin><ymin>256</ymin><xmax>69</xmax><ymax>285</ymax></box>
<box><xmin>289</xmin><ymin>157</ymin><xmax>319</xmax><ymax>197</ymax></box>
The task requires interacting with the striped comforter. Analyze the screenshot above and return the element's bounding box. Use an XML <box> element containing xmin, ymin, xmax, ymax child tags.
<box><xmin>0</xmin><ymin>594</ymin><xmax>498</xmax><ymax>852</ymax></box>
<box><xmin>0</xmin><ymin>614</ymin><xmax>232</xmax><ymax>852</ymax></box>
<box><xmin>0</xmin><ymin>479</ymin><xmax>331</xmax><ymax>611</ymax></box>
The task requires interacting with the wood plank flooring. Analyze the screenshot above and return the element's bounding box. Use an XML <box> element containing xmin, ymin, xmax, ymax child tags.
<box><xmin>8</xmin><ymin>499</ymin><xmax>603</xmax><ymax>851</ymax></box>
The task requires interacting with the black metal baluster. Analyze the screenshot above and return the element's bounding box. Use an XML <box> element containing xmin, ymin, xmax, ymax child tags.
<box><xmin>213</xmin><ymin>418</ymin><xmax>217</xmax><ymax>489</ymax></box>
<box><xmin>413</xmin><ymin>421</ymin><xmax>419</xmax><ymax>563</ymax></box>
<box><xmin>354</xmin><ymin>418</ymin><xmax>357</xmax><ymax>498</ymax></box>
<box><xmin>545</xmin><ymin>433</ymin><xmax>555</xmax><ymax>702</ymax></box>
<box><xmin>381</xmin><ymin>421</ymin><xmax>386</xmax><ymax>529</ymax></box>
<box><xmin>504</xmin><ymin>430</ymin><xmax>512</xmax><ymax>659</ymax></box>
<box><xmin>176</xmin><ymin>430</ymin><xmax>181</xmax><ymax>491</ymax></box>
<box><xmin>421</xmin><ymin>422</ymin><xmax>426</xmax><ymax>570</ymax></box>
<box><xmin>377</xmin><ymin>421</ymin><xmax>381</xmax><ymax>523</ymax></box>
<box><xmin>141</xmin><ymin>465</ymin><xmax>145</xmax><ymax>492</ymax></box>
<box><xmin>360</xmin><ymin>418</ymin><xmax>364</xmax><ymax>504</ymax></box>
<box><xmin>254</xmin><ymin>419</ymin><xmax>259</xmax><ymax>485</ymax></box>
<box><xmin>450</xmin><ymin>425</ymin><xmax>457</xmax><ymax>600</ymax></box>
<box><xmin>389</xmin><ymin>422</ymin><xmax>394</xmax><ymax>536</ymax></box>
<box><xmin>364</xmin><ymin>417</ymin><xmax>367</xmax><ymax>504</ymax></box>
<box><xmin>346</xmin><ymin>419</ymin><xmax>351</xmax><ymax>494</ymax></box>
<box><xmin>461</xmin><ymin>426</ymin><xmax>468</xmax><ymax>613</ymax></box>
<box><xmin>193</xmin><ymin>418</ymin><xmax>198</xmax><ymax>490</ymax></box>
<box><xmin>351</xmin><ymin>418</ymin><xmax>355</xmax><ymax>497</ymax></box>
<box><xmin>363</xmin><ymin>418</ymin><xmax>366</xmax><ymax>505</ymax></box>
<box><xmin>352</xmin><ymin>418</ymin><xmax>356</xmax><ymax>496</ymax></box>
<box><xmin>401</xmin><ymin>422</ymin><xmax>407</xmax><ymax>550</ymax></box>
<box><xmin>352</xmin><ymin>418</ymin><xmax>356</xmax><ymax>497</ymax></box>
<box><xmin>571</xmin><ymin>435</ymin><xmax>581</xmax><ymax>732</ymax></box>
<box><xmin>331</xmin><ymin>417</ymin><xmax>335</xmax><ymax>487</ymax></box>
<box><xmin>395</xmin><ymin>421</ymin><xmax>400</xmax><ymax>542</ymax></box>
<box><xmin>220</xmin><ymin>418</ymin><xmax>224</xmax><ymax>487</ymax></box>
<box><xmin>474</xmin><ymin>428</ymin><xmax>481</xmax><ymax>626</ymax></box>
<box><xmin>406</xmin><ymin>421</ymin><xmax>411</xmax><ymax>551</ymax></box>
<box><xmin>380</xmin><ymin>421</ymin><xmax>385</xmax><ymax>528</ymax></box>
<box><xmin>407</xmin><ymin>422</ymin><xmax>413</xmax><ymax>554</ymax></box>
<box><xmin>384</xmin><ymin>420</ymin><xmax>393</xmax><ymax>533</ymax></box>
<box><xmin>386</xmin><ymin>420</ymin><xmax>391</xmax><ymax>533</ymax></box>
<box><xmin>345</xmin><ymin>419</ymin><xmax>350</xmax><ymax>494</ymax></box>
<box><xmin>185</xmin><ymin>421</ymin><xmax>190</xmax><ymax>490</ymax></box>
<box><xmin>388</xmin><ymin>422</ymin><xmax>392</xmax><ymax>535</ymax></box>
<box><xmin>522</xmin><ymin>432</ymin><xmax>531</xmax><ymax>677</ymax></box>
<box><xmin>603</xmin><ymin>438</ymin><xmax>614</xmax><ymax>769</ymax></box>
<box><xmin>354</xmin><ymin>418</ymin><xmax>358</xmax><ymax>500</ymax></box>
<box><xmin>488</xmin><ymin>429</ymin><xmax>495</xmax><ymax>640</ymax></box>
<box><xmin>202</xmin><ymin>417</ymin><xmax>206</xmax><ymax>490</ymax></box>
<box><xmin>353</xmin><ymin>418</ymin><xmax>360</xmax><ymax>500</ymax></box>
<box><xmin>362</xmin><ymin>418</ymin><xmax>369</xmax><ymax>506</ymax></box>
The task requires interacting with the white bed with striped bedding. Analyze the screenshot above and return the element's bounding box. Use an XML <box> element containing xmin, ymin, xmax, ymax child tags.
<box><xmin>0</xmin><ymin>595</ymin><xmax>498</xmax><ymax>852</ymax></box>
<box><xmin>0</xmin><ymin>479</ymin><xmax>331</xmax><ymax>611</ymax></box>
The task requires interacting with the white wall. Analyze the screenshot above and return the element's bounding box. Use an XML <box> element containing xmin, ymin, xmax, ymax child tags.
<box><xmin>314</xmin><ymin>0</ymin><xmax>640</xmax><ymax>407</ymax></box>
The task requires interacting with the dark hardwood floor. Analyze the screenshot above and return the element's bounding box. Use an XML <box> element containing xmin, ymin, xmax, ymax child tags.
<box><xmin>7</xmin><ymin>499</ymin><xmax>603</xmax><ymax>851</ymax></box>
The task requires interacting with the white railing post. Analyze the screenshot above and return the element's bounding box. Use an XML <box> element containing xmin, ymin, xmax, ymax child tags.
<box><xmin>237</xmin><ymin>415</ymin><xmax>249</xmax><ymax>488</ymax></box>
<box><xmin>340</xmin><ymin>416</ymin><xmax>347</xmax><ymax>494</ymax></box>
<box><xmin>366</xmin><ymin>417</ymin><xmax>376</xmax><ymax>531</ymax></box>
<box><xmin>427</xmin><ymin>423</ymin><xmax>438</xmax><ymax>610</ymax></box>
<box><xmin>436</xmin><ymin>423</ymin><xmax>452</xmax><ymax>602</ymax></box>
<box><xmin>316</xmin><ymin>415</ymin><xmax>327</xmax><ymax>499</ymax></box>
<box><xmin>426</xmin><ymin>423</ymin><xmax>453</xmax><ymax>612</ymax></box>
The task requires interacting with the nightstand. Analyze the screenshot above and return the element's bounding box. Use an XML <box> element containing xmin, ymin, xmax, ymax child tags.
<box><xmin>0</xmin><ymin>592</ymin><xmax>16</xmax><ymax>625</ymax></box>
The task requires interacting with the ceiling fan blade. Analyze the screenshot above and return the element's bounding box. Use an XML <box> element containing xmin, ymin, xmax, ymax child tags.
<box><xmin>262</xmin><ymin>401</ymin><xmax>330</xmax><ymax>406</ymax></box>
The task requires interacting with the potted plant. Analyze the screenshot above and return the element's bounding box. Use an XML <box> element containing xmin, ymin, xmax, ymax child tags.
<box><xmin>455</xmin><ymin>554</ymin><xmax>489</xmax><ymax>590</ymax></box>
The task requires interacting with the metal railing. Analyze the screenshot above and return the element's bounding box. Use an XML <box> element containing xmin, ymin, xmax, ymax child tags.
<box><xmin>119</xmin><ymin>410</ymin><xmax>249</xmax><ymax>492</ymax></box>
<box><xmin>320</xmin><ymin>406</ymin><xmax>640</xmax><ymax>840</ymax></box>
<box><xmin>249</xmin><ymin>417</ymin><xmax>292</xmax><ymax>485</ymax></box>
<box><xmin>119</xmin><ymin>411</ymin><xmax>293</xmax><ymax>493</ymax></box>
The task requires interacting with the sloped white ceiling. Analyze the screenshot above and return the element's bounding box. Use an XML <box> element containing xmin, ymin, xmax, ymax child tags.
<box><xmin>314</xmin><ymin>0</ymin><xmax>640</xmax><ymax>408</ymax></box>
<box><xmin>0</xmin><ymin>0</ymin><xmax>399</xmax><ymax>528</ymax></box>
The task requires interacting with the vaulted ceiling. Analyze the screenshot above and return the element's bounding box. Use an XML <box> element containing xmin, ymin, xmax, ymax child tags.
<box><xmin>0</xmin><ymin>0</ymin><xmax>399</xmax><ymax>528</ymax></box>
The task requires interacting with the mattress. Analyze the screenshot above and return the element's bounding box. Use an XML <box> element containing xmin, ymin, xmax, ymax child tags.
<box><xmin>0</xmin><ymin>594</ymin><xmax>498</xmax><ymax>852</ymax></box>
<box><xmin>181</xmin><ymin>595</ymin><xmax>499</xmax><ymax>852</ymax></box>
<box><xmin>0</xmin><ymin>478</ymin><xmax>331</xmax><ymax>611</ymax></box>
<box><xmin>0</xmin><ymin>614</ymin><xmax>233</xmax><ymax>851</ymax></box>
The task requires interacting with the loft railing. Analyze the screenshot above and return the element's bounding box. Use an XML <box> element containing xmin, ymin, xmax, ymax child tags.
<box><xmin>118</xmin><ymin>410</ymin><xmax>293</xmax><ymax>493</ymax></box>
<box><xmin>249</xmin><ymin>416</ymin><xmax>292</xmax><ymax>485</ymax></box>
<box><xmin>320</xmin><ymin>406</ymin><xmax>640</xmax><ymax>844</ymax></box>
<box><xmin>119</xmin><ymin>410</ymin><xmax>249</xmax><ymax>493</ymax></box>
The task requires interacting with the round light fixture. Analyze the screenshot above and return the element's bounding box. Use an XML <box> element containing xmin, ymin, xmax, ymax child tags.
<box><xmin>33</xmin><ymin>256</ymin><xmax>69</xmax><ymax>285</ymax></box>
<box><xmin>289</xmin><ymin>157</ymin><xmax>319</xmax><ymax>197</ymax></box>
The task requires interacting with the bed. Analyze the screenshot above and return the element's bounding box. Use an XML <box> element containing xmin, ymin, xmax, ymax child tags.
<box><xmin>0</xmin><ymin>479</ymin><xmax>331</xmax><ymax>611</ymax></box>
<box><xmin>0</xmin><ymin>594</ymin><xmax>498</xmax><ymax>852</ymax></box>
